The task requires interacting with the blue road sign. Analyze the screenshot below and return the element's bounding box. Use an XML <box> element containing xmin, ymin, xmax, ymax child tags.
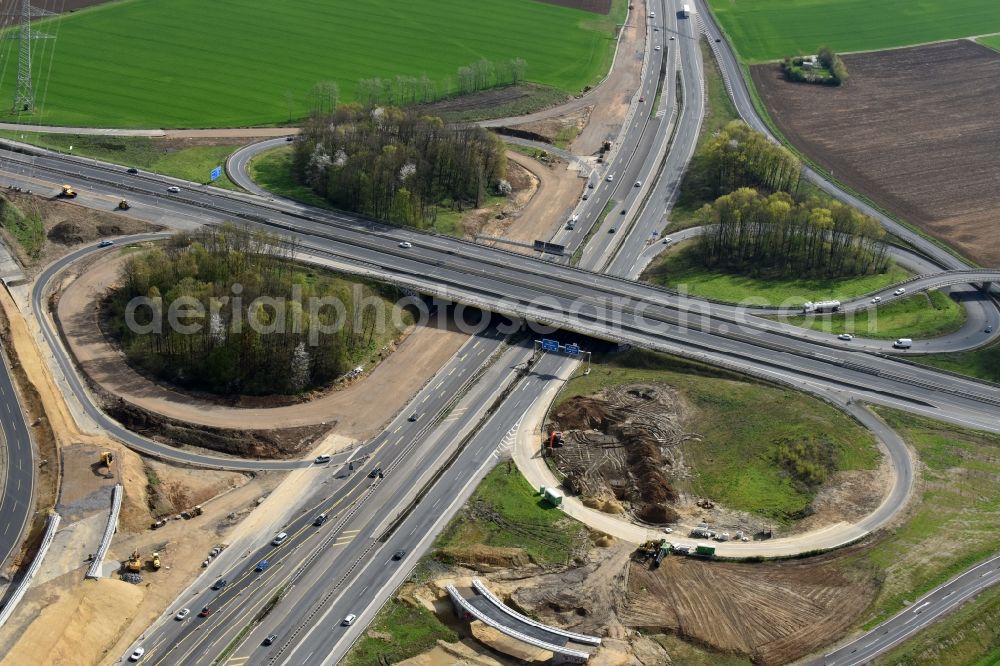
<box><xmin>210</xmin><ymin>166</ymin><xmax>222</xmax><ymax>181</ymax></box>
<box><xmin>541</xmin><ymin>339</ymin><xmax>560</xmax><ymax>352</ymax></box>
<box><xmin>565</xmin><ymin>344</ymin><xmax>580</xmax><ymax>356</ymax></box>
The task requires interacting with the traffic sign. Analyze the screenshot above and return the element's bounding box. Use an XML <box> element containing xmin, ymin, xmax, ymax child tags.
<box><xmin>565</xmin><ymin>344</ymin><xmax>580</xmax><ymax>356</ymax></box>
<box><xmin>541</xmin><ymin>339</ymin><xmax>560</xmax><ymax>352</ymax></box>
<box><xmin>210</xmin><ymin>166</ymin><xmax>222</xmax><ymax>181</ymax></box>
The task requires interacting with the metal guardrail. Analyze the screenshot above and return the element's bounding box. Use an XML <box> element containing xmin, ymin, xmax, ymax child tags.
<box><xmin>471</xmin><ymin>578</ymin><xmax>602</xmax><ymax>646</ymax></box>
<box><xmin>0</xmin><ymin>512</ymin><xmax>61</xmax><ymax>627</ymax></box>
<box><xmin>85</xmin><ymin>484</ymin><xmax>122</xmax><ymax>579</ymax></box>
<box><xmin>446</xmin><ymin>585</ymin><xmax>591</xmax><ymax>662</ymax></box>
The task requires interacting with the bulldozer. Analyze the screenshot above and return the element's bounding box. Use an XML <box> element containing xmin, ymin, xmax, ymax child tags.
<box><xmin>59</xmin><ymin>184</ymin><xmax>77</xmax><ymax>198</ymax></box>
<box><xmin>125</xmin><ymin>548</ymin><xmax>142</xmax><ymax>573</ymax></box>
<box><xmin>117</xmin><ymin>199</ymin><xmax>130</xmax><ymax>210</ymax></box>
<box><xmin>150</xmin><ymin>552</ymin><xmax>161</xmax><ymax>570</ymax></box>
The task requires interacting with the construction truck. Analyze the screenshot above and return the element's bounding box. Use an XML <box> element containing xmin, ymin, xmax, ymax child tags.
<box><xmin>150</xmin><ymin>552</ymin><xmax>161</xmax><ymax>570</ymax></box>
<box><xmin>59</xmin><ymin>184</ymin><xmax>77</xmax><ymax>198</ymax></box>
<box><xmin>125</xmin><ymin>548</ymin><xmax>142</xmax><ymax>572</ymax></box>
<box><xmin>695</xmin><ymin>545</ymin><xmax>716</xmax><ymax>557</ymax></box>
<box><xmin>653</xmin><ymin>542</ymin><xmax>671</xmax><ymax>568</ymax></box>
<box><xmin>117</xmin><ymin>199</ymin><xmax>130</xmax><ymax>210</ymax></box>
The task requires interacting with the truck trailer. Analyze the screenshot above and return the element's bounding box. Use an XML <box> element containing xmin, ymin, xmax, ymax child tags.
<box><xmin>680</xmin><ymin>4</ymin><xmax>691</xmax><ymax>18</ymax></box>
<box><xmin>802</xmin><ymin>300</ymin><xmax>841</xmax><ymax>313</ymax></box>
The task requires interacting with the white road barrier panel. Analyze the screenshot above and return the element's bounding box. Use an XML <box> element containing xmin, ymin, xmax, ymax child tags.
<box><xmin>86</xmin><ymin>483</ymin><xmax>122</xmax><ymax>579</ymax></box>
<box><xmin>0</xmin><ymin>512</ymin><xmax>61</xmax><ymax>628</ymax></box>
<box><xmin>472</xmin><ymin>578</ymin><xmax>603</xmax><ymax>646</ymax></box>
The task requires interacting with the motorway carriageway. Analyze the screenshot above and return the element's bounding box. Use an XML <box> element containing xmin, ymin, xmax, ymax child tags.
<box><xmin>132</xmin><ymin>337</ymin><xmax>528</xmax><ymax>665</ymax></box>
<box><xmin>5</xmin><ymin>145</ymin><xmax>1000</xmax><ymax>432</ymax></box>
<box><xmin>0</xmin><ymin>344</ymin><xmax>35</xmax><ymax>574</ymax></box>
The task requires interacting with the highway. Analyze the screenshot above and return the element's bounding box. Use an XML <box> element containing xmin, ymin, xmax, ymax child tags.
<box><xmin>6</xmin><ymin>146</ymin><xmax>999</xmax><ymax>431</ymax></box>
<box><xmin>0</xmin><ymin>344</ymin><xmax>34</xmax><ymax>574</ymax></box>
<box><xmin>815</xmin><ymin>553</ymin><xmax>1000</xmax><ymax>665</ymax></box>
<box><xmin>130</xmin><ymin>335</ymin><xmax>529</xmax><ymax>665</ymax></box>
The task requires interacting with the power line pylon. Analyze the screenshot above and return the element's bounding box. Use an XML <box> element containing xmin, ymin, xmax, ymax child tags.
<box><xmin>2</xmin><ymin>0</ymin><xmax>55</xmax><ymax>113</ymax></box>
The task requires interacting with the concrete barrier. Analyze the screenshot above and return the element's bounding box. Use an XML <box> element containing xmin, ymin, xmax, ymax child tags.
<box><xmin>472</xmin><ymin>578</ymin><xmax>602</xmax><ymax>646</ymax></box>
<box><xmin>86</xmin><ymin>483</ymin><xmax>122</xmax><ymax>579</ymax></box>
<box><xmin>0</xmin><ymin>512</ymin><xmax>61</xmax><ymax>628</ymax></box>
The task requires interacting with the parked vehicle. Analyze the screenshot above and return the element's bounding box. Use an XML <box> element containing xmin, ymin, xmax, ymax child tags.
<box><xmin>837</xmin><ymin>333</ymin><xmax>853</xmax><ymax>341</ymax></box>
<box><xmin>893</xmin><ymin>338</ymin><xmax>913</xmax><ymax>349</ymax></box>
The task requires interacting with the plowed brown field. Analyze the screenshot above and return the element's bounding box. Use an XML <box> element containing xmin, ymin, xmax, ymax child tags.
<box><xmin>621</xmin><ymin>555</ymin><xmax>877</xmax><ymax>665</ymax></box>
<box><xmin>752</xmin><ymin>40</ymin><xmax>1000</xmax><ymax>267</ymax></box>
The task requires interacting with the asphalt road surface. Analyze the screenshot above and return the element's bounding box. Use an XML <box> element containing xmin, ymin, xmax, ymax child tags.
<box><xmin>129</xmin><ymin>337</ymin><xmax>528</xmax><ymax>665</ymax></box>
<box><xmin>0</xmin><ymin>347</ymin><xmax>34</xmax><ymax>573</ymax></box>
<box><xmin>815</xmin><ymin>553</ymin><xmax>1000</xmax><ymax>665</ymax></box>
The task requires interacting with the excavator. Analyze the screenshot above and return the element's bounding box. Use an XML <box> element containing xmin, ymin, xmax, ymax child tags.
<box><xmin>125</xmin><ymin>548</ymin><xmax>142</xmax><ymax>572</ymax></box>
<box><xmin>150</xmin><ymin>552</ymin><xmax>161</xmax><ymax>570</ymax></box>
<box><xmin>59</xmin><ymin>184</ymin><xmax>77</xmax><ymax>198</ymax></box>
<box><xmin>117</xmin><ymin>199</ymin><xmax>130</xmax><ymax>210</ymax></box>
<box><xmin>98</xmin><ymin>451</ymin><xmax>114</xmax><ymax>479</ymax></box>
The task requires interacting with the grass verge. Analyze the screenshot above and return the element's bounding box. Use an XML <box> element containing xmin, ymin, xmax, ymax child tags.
<box><xmin>0</xmin><ymin>132</ymin><xmax>242</xmax><ymax>190</ymax></box>
<box><xmin>556</xmin><ymin>349</ymin><xmax>880</xmax><ymax>522</ymax></box>
<box><xmin>847</xmin><ymin>408</ymin><xmax>1000</xmax><ymax>629</ymax></box>
<box><xmin>246</xmin><ymin>147</ymin><xmax>331</xmax><ymax>208</ymax></box>
<box><xmin>784</xmin><ymin>290</ymin><xmax>968</xmax><ymax>340</ymax></box>
<box><xmin>874</xmin><ymin>583</ymin><xmax>1000</xmax><ymax>665</ymax></box>
<box><xmin>341</xmin><ymin>599</ymin><xmax>458</xmax><ymax>666</ymax></box>
<box><xmin>915</xmin><ymin>342</ymin><xmax>1000</xmax><ymax>384</ymax></box>
<box><xmin>435</xmin><ymin>464</ymin><xmax>587</xmax><ymax>566</ymax></box>
<box><xmin>643</xmin><ymin>240</ymin><xmax>912</xmax><ymax>307</ymax></box>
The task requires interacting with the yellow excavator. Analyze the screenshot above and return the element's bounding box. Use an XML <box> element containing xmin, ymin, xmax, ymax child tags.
<box><xmin>125</xmin><ymin>548</ymin><xmax>142</xmax><ymax>572</ymax></box>
<box><xmin>98</xmin><ymin>451</ymin><xmax>114</xmax><ymax>479</ymax></box>
<box><xmin>59</xmin><ymin>184</ymin><xmax>77</xmax><ymax>198</ymax></box>
<box><xmin>117</xmin><ymin>199</ymin><xmax>130</xmax><ymax>210</ymax></box>
<box><xmin>150</xmin><ymin>552</ymin><xmax>161</xmax><ymax>570</ymax></box>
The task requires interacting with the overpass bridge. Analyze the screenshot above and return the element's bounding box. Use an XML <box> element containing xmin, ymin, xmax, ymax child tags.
<box><xmin>447</xmin><ymin>578</ymin><xmax>601</xmax><ymax>664</ymax></box>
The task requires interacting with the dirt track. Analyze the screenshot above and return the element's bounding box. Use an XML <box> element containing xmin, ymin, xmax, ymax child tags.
<box><xmin>55</xmin><ymin>252</ymin><xmax>469</xmax><ymax>437</ymax></box>
<box><xmin>752</xmin><ymin>40</ymin><xmax>1000</xmax><ymax>266</ymax></box>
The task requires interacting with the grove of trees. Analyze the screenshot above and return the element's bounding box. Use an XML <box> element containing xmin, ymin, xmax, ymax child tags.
<box><xmin>104</xmin><ymin>225</ymin><xmax>410</xmax><ymax>396</ymax></box>
<box><xmin>696</xmin><ymin>188</ymin><xmax>890</xmax><ymax>277</ymax></box>
<box><xmin>292</xmin><ymin>106</ymin><xmax>507</xmax><ymax>228</ymax></box>
<box><xmin>782</xmin><ymin>46</ymin><xmax>848</xmax><ymax>85</ymax></box>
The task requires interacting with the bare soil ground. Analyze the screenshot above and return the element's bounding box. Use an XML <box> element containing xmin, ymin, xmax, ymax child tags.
<box><xmin>621</xmin><ymin>552</ymin><xmax>877</xmax><ymax>665</ymax></box>
<box><xmin>571</xmin><ymin>0</ymin><xmax>645</xmax><ymax>155</ymax></box>
<box><xmin>549</xmin><ymin>384</ymin><xmax>689</xmax><ymax>525</ymax></box>
<box><xmin>534</xmin><ymin>0</ymin><xmax>612</xmax><ymax>14</ymax></box>
<box><xmin>478</xmin><ymin>152</ymin><xmax>584</xmax><ymax>247</ymax></box>
<box><xmin>513</xmin><ymin>107</ymin><xmax>591</xmax><ymax>144</ymax></box>
<box><xmin>419</xmin><ymin>85</ymin><xmax>569</xmax><ymax>117</ymax></box>
<box><xmin>53</xmin><ymin>249</ymin><xmax>469</xmax><ymax>438</ymax></box>
<box><xmin>752</xmin><ymin>40</ymin><xmax>1000</xmax><ymax>267</ymax></box>
<box><xmin>0</xmin><ymin>191</ymin><xmax>158</xmax><ymax>274</ymax></box>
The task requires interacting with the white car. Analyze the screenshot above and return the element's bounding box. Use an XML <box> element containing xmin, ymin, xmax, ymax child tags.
<box><xmin>893</xmin><ymin>287</ymin><xmax>906</xmax><ymax>296</ymax></box>
<box><xmin>871</xmin><ymin>296</ymin><xmax>882</xmax><ymax>303</ymax></box>
<box><xmin>655</xmin><ymin>45</ymin><xmax>661</xmax><ymax>51</ymax></box>
<box><xmin>129</xmin><ymin>647</ymin><xmax>145</xmax><ymax>662</ymax></box>
<box><xmin>166</xmin><ymin>186</ymin><xmax>180</xmax><ymax>193</ymax></box>
<box><xmin>174</xmin><ymin>608</ymin><xmax>190</xmax><ymax>621</ymax></box>
<box><xmin>837</xmin><ymin>333</ymin><xmax>853</xmax><ymax>341</ymax></box>
<box><xmin>342</xmin><ymin>613</ymin><xmax>357</xmax><ymax>626</ymax></box>
<box><xmin>663</xmin><ymin>236</ymin><xmax>673</xmax><ymax>243</ymax></box>
<box><xmin>271</xmin><ymin>532</ymin><xmax>288</xmax><ymax>546</ymax></box>
<box><xmin>634</xmin><ymin>180</ymin><xmax>642</xmax><ymax>187</ymax></box>
<box><xmin>606</xmin><ymin>174</ymin><xmax>614</xmax><ymax>182</ymax></box>
<box><xmin>398</xmin><ymin>241</ymin><xmax>412</xmax><ymax>249</ymax></box>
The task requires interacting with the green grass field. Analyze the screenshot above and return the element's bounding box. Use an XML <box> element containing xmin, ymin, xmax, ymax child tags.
<box><xmin>0</xmin><ymin>0</ymin><xmax>624</xmax><ymax>128</ymax></box>
<box><xmin>0</xmin><ymin>132</ymin><xmax>241</xmax><ymax>189</ymax></box>
<box><xmin>916</xmin><ymin>341</ymin><xmax>1000</xmax><ymax>384</ymax></box>
<box><xmin>706</xmin><ymin>0</ymin><xmax>1000</xmax><ymax>62</ymax></box>
<box><xmin>979</xmin><ymin>34</ymin><xmax>1000</xmax><ymax>53</ymax></box>
<box><xmin>557</xmin><ymin>349</ymin><xmax>880</xmax><ymax>522</ymax></box>
<box><xmin>785</xmin><ymin>290</ymin><xmax>967</xmax><ymax>340</ymax></box>
<box><xmin>846</xmin><ymin>408</ymin><xmax>1000</xmax><ymax>629</ymax></box>
<box><xmin>643</xmin><ymin>240</ymin><xmax>912</xmax><ymax>307</ymax></box>
<box><xmin>434</xmin><ymin>464</ymin><xmax>587</xmax><ymax>566</ymax></box>
<box><xmin>341</xmin><ymin>598</ymin><xmax>458</xmax><ymax>666</ymax></box>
